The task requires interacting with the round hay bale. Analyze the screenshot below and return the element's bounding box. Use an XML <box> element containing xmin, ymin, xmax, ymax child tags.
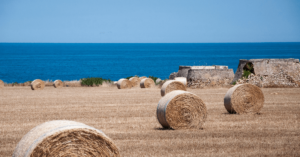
<box><xmin>31</xmin><ymin>79</ymin><xmax>45</xmax><ymax>90</ymax></box>
<box><xmin>53</xmin><ymin>80</ymin><xmax>63</xmax><ymax>88</ymax></box>
<box><xmin>0</xmin><ymin>80</ymin><xmax>4</xmax><ymax>88</ymax></box>
<box><xmin>156</xmin><ymin>78</ymin><xmax>162</xmax><ymax>84</ymax></box>
<box><xmin>13</xmin><ymin>120</ymin><xmax>120</xmax><ymax>157</ymax></box>
<box><xmin>224</xmin><ymin>84</ymin><xmax>264</xmax><ymax>114</ymax></box>
<box><xmin>157</xmin><ymin>90</ymin><xmax>207</xmax><ymax>130</ymax></box>
<box><xmin>129</xmin><ymin>77</ymin><xmax>140</xmax><ymax>87</ymax></box>
<box><xmin>139</xmin><ymin>76</ymin><xmax>147</xmax><ymax>80</ymax></box>
<box><xmin>174</xmin><ymin>77</ymin><xmax>187</xmax><ymax>86</ymax></box>
<box><xmin>140</xmin><ymin>78</ymin><xmax>155</xmax><ymax>88</ymax></box>
<box><xmin>117</xmin><ymin>79</ymin><xmax>131</xmax><ymax>89</ymax></box>
<box><xmin>161</xmin><ymin>80</ymin><xmax>186</xmax><ymax>96</ymax></box>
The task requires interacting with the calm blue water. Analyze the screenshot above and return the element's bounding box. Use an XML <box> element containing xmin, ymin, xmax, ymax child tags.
<box><xmin>0</xmin><ymin>43</ymin><xmax>300</xmax><ymax>83</ymax></box>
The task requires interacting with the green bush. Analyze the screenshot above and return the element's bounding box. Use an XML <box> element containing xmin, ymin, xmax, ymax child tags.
<box><xmin>80</xmin><ymin>77</ymin><xmax>111</xmax><ymax>86</ymax></box>
<box><xmin>232</xmin><ymin>81</ymin><xmax>237</xmax><ymax>85</ymax></box>
<box><xmin>242</xmin><ymin>70</ymin><xmax>252</xmax><ymax>79</ymax></box>
<box><xmin>149</xmin><ymin>76</ymin><xmax>158</xmax><ymax>83</ymax></box>
<box><xmin>126</xmin><ymin>76</ymin><xmax>134</xmax><ymax>80</ymax></box>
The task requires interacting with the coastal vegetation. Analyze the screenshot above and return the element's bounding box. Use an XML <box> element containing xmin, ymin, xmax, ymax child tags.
<box><xmin>148</xmin><ymin>75</ymin><xmax>158</xmax><ymax>83</ymax></box>
<box><xmin>80</xmin><ymin>77</ymin><xmax>112</xmax><ymax>86</ymax></box>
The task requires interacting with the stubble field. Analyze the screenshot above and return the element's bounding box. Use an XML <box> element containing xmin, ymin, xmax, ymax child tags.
<box><xmin>0</xmin><ymin>86</ymin><xmax>299</xmax><ymax>157</ymax></box>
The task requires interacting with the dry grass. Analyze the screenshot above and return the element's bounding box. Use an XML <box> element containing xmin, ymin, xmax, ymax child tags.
<box><xmin>0</xmin><ymin>86</ymin><xmax>299</xmax><ymax>156</ymax></box>
<box><xmin>63</xmin><ymin>80</ymin><xmax>82</xmax><ymax>87</ymax></box>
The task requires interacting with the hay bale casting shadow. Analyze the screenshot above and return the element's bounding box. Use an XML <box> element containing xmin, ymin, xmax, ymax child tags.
<box><xmin>53</xmin><ymin>80</ymin><xmax>63</xmax><ymax>88</ymax></box>
<box><xmin>117</xmin><ymin>79</ymin><xmax>132</xmax><ymax>89</ymax></box>
<box><xmin>161</xmin><ymin>80</ymin><xmax>186</xmax><ymax>96</ymax></box>
<box><xmin>129</xmin><ymin>77</ymin><xmax>140</xmax><ymax>87</ymax></box>
<box><xmin>31</xmin><ymin>79</ymin><xmax>45</xmax><ymax>90</ymax></box>
<box><xmin>140</xmin><ymin>78</ymin><xmax>155</xmax><ymax>88</ymax></box>
<box><xmin>224</xmin><ymin>84</ymin><xmax>264</xmax><ymax>114</ymax></box>
<box><xmin>12</xmin><ymin>120</ymin><xmax>120</xmax><ymax>157</ymax></box>
<box><xmin>157</xmin><ymin>90</ymin><xmax>207</xmax><ymax>130</ymax></box>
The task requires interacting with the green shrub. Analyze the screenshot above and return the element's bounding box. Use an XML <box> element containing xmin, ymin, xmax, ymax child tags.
<box><xmin>80</xmin><ymin>77</ymin><xmax>111</xmax><ymax>86</ymax></box>
<box><xmin>126</xmin><ymin>75</ymin><xmax>140</xmax><ymax>80</ymax></box>
<box><xmin>126</xmin><ymin>76</ymin><xmax>134</xmax><ymax>80</ymax></box>
<box><xmin>149</xmin><ymin>76</ymin><xmax>158</xmax><ymax>83</ymax></box>
<box><xmin>232</xmin><ymin>81</ymin><xmax>237</xmax><ymax>85</ymax></box>
<box><xmin>242</xmin><ymin>70</ymin><xmax>252</xmax><ymax>79</ymax></box>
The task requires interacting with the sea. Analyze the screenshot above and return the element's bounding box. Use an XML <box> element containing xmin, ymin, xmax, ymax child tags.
<box><xmin>0</xmin><ymin>43</ymin><xmax>300</xmax><ymax>83</ymax></box>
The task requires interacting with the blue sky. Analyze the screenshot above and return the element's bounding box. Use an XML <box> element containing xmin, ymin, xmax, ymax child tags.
<box><xmin>0</xmin><ymin>0</ymin><xmax>299</xmax><ymax>43</ymax></box>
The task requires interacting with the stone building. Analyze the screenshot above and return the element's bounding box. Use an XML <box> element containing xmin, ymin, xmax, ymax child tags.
<box><xmin>233</xmin><ymin>58</ymin><xmax>300</xmax><ymax>87</ymax></box>
<box><xmin>169</xmin><ymin>65</ymin><xmax>234</xmax><ymax>88</ymax></box>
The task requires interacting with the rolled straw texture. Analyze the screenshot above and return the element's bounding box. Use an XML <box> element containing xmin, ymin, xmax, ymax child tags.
<box><xmin>157</xmin><ymin>90</ymin><xmax>207</xmax><ymax>129</ymax></box>
<box><xmin>0</xmin><ymin>80</ymin><xmax>4</xmax><ymax>88</ymax></box>
<box><xmin>117</xmin><ymin>79</ymin><xmax>132</xmax><ymax>89</ymax></box>
<box><xmin>53</xmin><ymin>80</ymin><xmax>63</xmax><ymax>88</ymax></box>
<box><xmin>174</xmin><ymin>77</ymin><xmax>187</xmax><ymax>86</ymax></box>
<box><xmin>161</xmin><ymin>80</ymin><xmax>186</xmax><ymax>96</ymax></box>
<box><xmin>224</xmin><ymin>84</ymin><xmax>264</xmax><ymax>114</ymax></box>
<box><xmin>140</xmin><ymin>78</ymin><xmax>155</xmax><ymax>88</ymax></box>
<box><xmin>12</xmin><ymin>120</ymin><xmax>120</xmax><ymax>157</ymax></box>
<box><xmin>31</xmin><ymin>79</ymin><xmax>45</xmax><ymax>90</ymax></box>
<box><xmin>129</xmin><ymin>77</ymin><xmax>140</xmax><ymax>87</ymax></box>
<box><xmin>139</xmin><ymin>76</ymin><xmax>147</xmax><ymax>80</ymax></box>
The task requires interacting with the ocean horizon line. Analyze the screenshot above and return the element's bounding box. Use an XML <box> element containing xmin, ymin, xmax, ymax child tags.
<box><xmin>1</xmin><ymin>42</ymin><xmax>300</xmax><ymax>44</ymax></box>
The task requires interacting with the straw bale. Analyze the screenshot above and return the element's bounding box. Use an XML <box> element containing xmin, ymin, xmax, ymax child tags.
<box><xmin>157</xmin><ymin>90</ymin><xmax>207</xmax><ymax>129</ymax></box>
<box><xmin>224</xmin><ymin>84</ymin><xmax>264</xmax><ymax>114</ymax></box>
<box><xmin>117</xmin><ymin>79</ymin><xmax>132</xmax><ymax>89</ymax></box>
<box><xmin>139</xmin><ymin>76</ymin><xmax>147</xmax><ymax>80</ymax></box>
<box><xmin>0</xmin><ymin>79</ymin><xmax>4</xmax><ymax>88</ymax></box>
<box><xmin>156</xmin><ymin>78</ymin><xmax>162</xmax><ymax>84</ymax></box>
<box><xmin>31</xmin><ymin>79</ymin><xmax>45</xmax><ymax>90</ymax></box>
<box><xmin>129</xmin><ymin>77</ymin><xmax>140</xmax><ymax>87</ymax></box>
<box><xmin>53</xmin><ymin>80</ymin><xmax>63</xmax><ymax>88</ymax></box>
<box><xmin>140</xmin><ymin>78</ymin><xmax>155</xmax><ymax>88</ymax></box>
<box><xmin>161</xmin><ymin>80</ymin><xmax>186</xmax><ymax>96</ymax></box>
<box><xmin>174</xmin><ymin>77</ymin><xmax>187</xmax><ymax>86</ymax></box>
<box><xmin>12</xmin><ymin>120</ymin><xmax>120</xmax><ymax>157</ymax></box>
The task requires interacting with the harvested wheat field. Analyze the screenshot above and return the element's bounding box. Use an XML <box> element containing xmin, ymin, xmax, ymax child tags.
<box><xmin>0</xmin><ymin>86</ymin><xmax>300</xmax><ymax>156</ymax></box>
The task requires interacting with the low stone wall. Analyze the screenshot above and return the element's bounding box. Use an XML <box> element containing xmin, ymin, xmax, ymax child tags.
<box><xmin>169</xmin><ymin>65</ymin><xmax>229</xmax><ymax>79</ymax></box>
<box><xmin>236</xmin><ymin>73</ymin><xmax>300</xmax><ymax>88</ymax></box>
<box><xmin>187</xmin><ymin>69</ymin><xmax>234</xmax><ymax>88</ymax></box>
<box><xmin>169</xmin><ymin>72</ymin><xmax>178</xmax><ymax>80</ymax></box>
<box><xmin>177</xmin><ymin>66</ymin><xmax>191</xmax><ymax>77</ymax></box>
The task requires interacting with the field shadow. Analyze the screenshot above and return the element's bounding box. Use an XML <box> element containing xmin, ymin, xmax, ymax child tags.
<box><xmin>221</xmin><ymin>112</ymin><xmax>263</xmax><ymax>115</ymax></box>
<box><xmin>154</xmin><ymin>127</ymin><xmax>174</xmax><ymax>131</ymax></box>
<box><xmin>154</xmin><ymin>127</ymin><xmax>204</xmax><ymax>130</ymax></box>
<box><xmin>221</xmin><ymin>112</ymin><xmax>232</xmax><ymax>115</ymax></box>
